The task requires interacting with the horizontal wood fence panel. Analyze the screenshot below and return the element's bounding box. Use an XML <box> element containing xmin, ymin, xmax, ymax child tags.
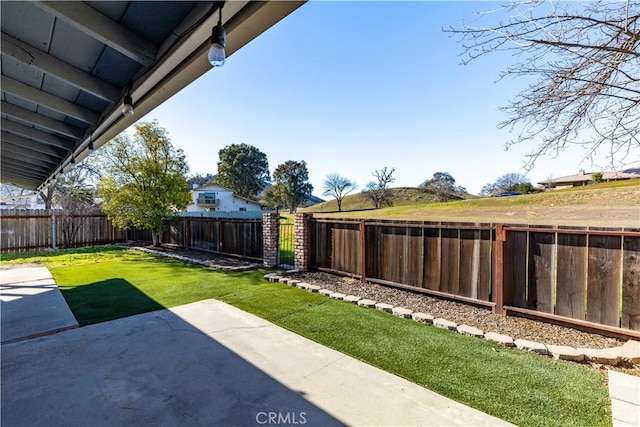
<box><xmin>1</xmin><ymin>209</ymin><xmax>124</xmax><ymax>252</ymax></box>
<box><xmin>308</xmin><ymin>218</ymin><xmax>639</xmax><ymax>334</ymax></box>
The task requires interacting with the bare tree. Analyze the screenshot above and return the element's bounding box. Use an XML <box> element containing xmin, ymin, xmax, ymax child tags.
<box><xmin>420</xmin><ymin>172</ymin><xmax>467</xmax><ymax>202</ymax></box>
<box><xmin>362</xmin><ymin>167</ymin><xmax>395</xmax><ymax>209</ymax></box>
<box><xmin>447</xmin><ymin>1</ymin><xmax>640</xmax><ymax>170</ymax></box>
<box><xmin>322</xmin><ymin>173</ymin><xmax>357</xmax><ymax>212</ymax></box>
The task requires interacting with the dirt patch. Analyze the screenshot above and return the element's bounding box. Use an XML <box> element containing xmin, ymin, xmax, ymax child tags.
<box><xmin>133</xmin><ymin>244</ymin><xmax>258</xmax><ymax>267</ymax></box>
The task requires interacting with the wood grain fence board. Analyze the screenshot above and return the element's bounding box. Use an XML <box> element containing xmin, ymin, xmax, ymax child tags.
<box><xmin>622</xmin><ymin>236</ymin><xmax>640</xmax><ymax>330</ymax></box>
<box><xmin>504</xmin><ymin>230</ymin><xmax>528</xmax><ymax>307</ymax></box>
<box><xmin>459</xmin><ymin>229</ymin><xmax>479</xmax><ymax>298</ymax></box>
<box><xmin>478</xmin><ymin>230</ymin><xmax>492</xmax><ymax>302</ymax></box>
<box><xmin>405</xmin><ymin>227</ymin><xmax>424</xmax><ymax>287</ymax></box>
<box><xmin>440</xmin><ymin>228</ymin><xmax>460</xmax><ymax>294</ymax></box>
<box><xmin>422</xmin><ymin>227</ymin><xmax>441</xmax><ymax>291</ymax></box>
<box><xmin>364</xmin><ymin>224</ymin><xmax>377</xmax><ymax>278</ymax></box>
<box><xmin>332</xmin><ymin>227</ymin><xmax>359</xmax><ymax>274</ymax></box>
<box><xmin>381</xmin><ymin>230</ymin><xmax>399</xmax><ymax>284</ymax></box>
<box><xmin>586</xmin><ymin>235</ymin><xmax>622</xmax><ymax>327</ymax></box>
<box><xmin>528</xmin><ymin>232</ymin><xmax>555</xmax><ymax>313</ymax></box>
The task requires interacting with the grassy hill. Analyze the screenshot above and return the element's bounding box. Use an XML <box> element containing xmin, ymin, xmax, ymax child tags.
<box><xmin>301</xmin><ymin>180</ymin><xmax>640</xmax><ymax>227</ymax></box>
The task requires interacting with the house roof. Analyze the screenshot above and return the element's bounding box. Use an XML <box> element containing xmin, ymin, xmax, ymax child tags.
<box><xmin>538</xmin><ymin>169</ymin><xmax>640</xmax><ymax>185</ymax></box>
<box><xmin>1</xmin><ymin>1</ymin><xmax>305</xmax><ymax>191</ymax></box>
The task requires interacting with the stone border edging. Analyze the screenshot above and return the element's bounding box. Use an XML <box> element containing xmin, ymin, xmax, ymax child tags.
<box><xmin>127</xmin><ymin>246</ymin><xmax>261</xmax><ymax>272</ymax></box>
<box><xmin>263</xmin><ymin>272</ymin><xmax>640</xmax><ymax>367</ymax></box>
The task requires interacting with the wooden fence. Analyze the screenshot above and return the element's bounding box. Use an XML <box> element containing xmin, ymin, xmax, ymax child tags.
<box><xmin>129</xmin><ymin>217</ymin><xmax>263</xmax><ymax>261</ymax></box>
<box><xmin>1</xmin><ymin>209</ymin><xmax>126</xmax><ymax>251</ymax></box>
<box><xmin>308</xmin><ymin>218</ymin><xmax>640</xmax><ymax>336</ymax></box>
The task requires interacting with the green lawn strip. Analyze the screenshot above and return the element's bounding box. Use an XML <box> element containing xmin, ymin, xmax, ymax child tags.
<box><xmin>22</xmin><ymin>248</ymin><xmax>609</xmax><ymax>426</ymax></box>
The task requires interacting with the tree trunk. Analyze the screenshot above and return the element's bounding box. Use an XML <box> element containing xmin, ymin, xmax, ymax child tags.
<box><xmin>152</xmin><ymin>232</ymin><xmax>161</xmax><ymax>247</ymax></box>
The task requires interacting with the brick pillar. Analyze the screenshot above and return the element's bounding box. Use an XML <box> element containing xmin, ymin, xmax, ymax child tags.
<box><xmin>263</xmin><ymin>213</ymin><xmax>280</xmax><ymax>267</ymax></box>
<box><xmin>294</xmin><ymin>213</ymin><xmax>311</xmax><ymax>271</ymax></box>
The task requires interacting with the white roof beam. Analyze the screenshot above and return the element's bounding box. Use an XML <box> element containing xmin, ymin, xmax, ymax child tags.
<box><xmin>2</xmin><ymin>76</ymin><xmax>99</xmax><ymax>125</ymax></box>
<box><xmin>1</xmin><ymin>101</ymin><xmax>85</xmax><ymax>139</ymax></box>
<box><xmin>34</xmin><ymin>1</ymin><xmax>157</xmax><ymax>66</ymax></box>
<box><xmin>1</xmin><ymin>32</ymin><xmax>120</xmax><ymax>103</ymax></box>
<box><xmin>1</xmin><ymin>132</ymin><xmax>66</xmax><ymax>157</ymax></box>
<box><xmin>1</xmin><ymin>118</ymin><xmax>75</xmax><ymax>150</ymax></box>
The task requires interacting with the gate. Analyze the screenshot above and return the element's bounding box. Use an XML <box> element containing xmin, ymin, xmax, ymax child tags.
<box><xmin>279</xmin><ymin>217</ymin><xmax>294</xmax><ymax>268</ymax></box>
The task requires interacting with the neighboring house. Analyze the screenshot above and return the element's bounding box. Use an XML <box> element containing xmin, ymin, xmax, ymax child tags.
<box><xmin>538</xmin><ymin>169</ymin><xmax>640</xmax><ymax>189</ymax></box>
<box><xmin>185</xmin><ymin>184</ymin><xmax>264</xmax><ymax>213</ymax></box>
<box><xmin>0</xmin><ymin>194</ymin><xmax>46</xmax><ymax>210</ymax></box>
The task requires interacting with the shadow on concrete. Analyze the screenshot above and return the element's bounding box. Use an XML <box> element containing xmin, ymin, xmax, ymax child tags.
<box><xmin>2</xmin><ymin>279</ymin><xmax>343</xmax><ymax>426</ymax></box>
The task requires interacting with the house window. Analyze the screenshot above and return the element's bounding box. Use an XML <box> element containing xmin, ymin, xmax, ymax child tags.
<box><xmin>239</xmin><ymin>207</ymin><xmax>247</xmax><ymax>212</ymax></box>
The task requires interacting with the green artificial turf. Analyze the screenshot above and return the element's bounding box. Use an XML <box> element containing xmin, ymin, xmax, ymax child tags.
<box><xmin>4</xmin><ymin>247</ymin><xmax>612</xmax><ymax>427</ymax></box>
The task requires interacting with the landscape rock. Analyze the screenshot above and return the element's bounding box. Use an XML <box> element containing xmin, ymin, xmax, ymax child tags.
<box><xmin>514</xmin><ymin>339</ymin><xmax>548</xmax><ymax>355</ymax></box>
<box><xmin>375</xmin><ymin>302</ymin><xmax>394</xmax><ymax>313</ymax></box>
<box><xmin>579</xmin><ymin>348</ymin><xmax>621</xmax><ymax>366</ymax></box>
<box><xmin>296</xmin><ymin>282</ymin><xmax>310</xmax><ymax>290</ymax></box>
<box><xmin>613</xmin><ymin>340</ymin><xmax>640</xmax><ymax>365</ymax></box>
<box><xmin>330</xmin><ymin>292</ymin><xmax>346</xmax><ymax>300</ymax></box>
<box><xmin>433</xmin><ymin>318</ymin><xmax>458</xmax><ymax>330</ymax></box>
<box><xmin>392</xmin><ymin>307</ymin><xmax>413</xmax><ymax>318</ymax></box>
<box><xmin>357</xmin><ymin>299</ymin><xmax>377</xmax><ymax>308</ymax></box>
<box><xmin>546</xmin><ymin>344</ymin><xmax>584</xmax><ymax>362</ymax></box>
<box><xmin>319</xmin><ymin>289</ymin><xmax>333</xmax><ymax>296</ymax></box>
<box><xmin>343</xmin><ymin>295</ymin><xmax>362</xmax><ymax>304</ymax></box>
<box><xmin>306</xmin><ymin>284</ymin><xmax>321</xmax><ymax>293</ymax></box>
<box><xmin>411</xmin><ymin>313</ymin><xmax>434</xmax><ymax>324</ymax></box>
<box><xmin>285</xmin><ymin>279</ymin><xmax>300</xmax><ymax>286</ymax></box>
<box><xmin>456</xmin><ymin>325</ymin><xmax>484</xmax><ymax>338</ymax></box>
<box><xmin>484</xmin><ymin>332</ymin><xmax>515</xmax><ymax>347</ymax></box>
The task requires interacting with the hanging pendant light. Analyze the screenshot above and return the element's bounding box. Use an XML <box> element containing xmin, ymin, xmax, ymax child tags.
<box><xmin>122</xmin><ymin>92</ymin><xmax>134</xmax><ymax>117</ymax></box>
<box><xmin>208</xmin><ymin>3</ymin><xmax>226</xmax><ymax>67</ymax></box>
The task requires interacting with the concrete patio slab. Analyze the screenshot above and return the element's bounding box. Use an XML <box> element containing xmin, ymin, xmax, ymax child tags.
<box><xmin>1</xmin><ymin>266</ymin><xmax>78</xmax><ymax>343</ymax></box>
<box><xmin>2</xmin><ymin>299</ymin><xmax>513</xmax><ymax>427</ymax></box>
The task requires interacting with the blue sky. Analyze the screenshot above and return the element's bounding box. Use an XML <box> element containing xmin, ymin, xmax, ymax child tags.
<box><xmin>141</xmin><ymin>1</ymin><xmax>625</xmax><ymax>196</ymax></box>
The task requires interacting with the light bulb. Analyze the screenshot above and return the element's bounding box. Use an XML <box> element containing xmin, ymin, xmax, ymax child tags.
<box><xmin>208</xmin><ymin>25</ymin><xmax>226</xmax><ymax>67</ymax></box>
<box><xmin>122</xmin><ymin>94</ymin><xmax>134</xmax><ymax>117</ymax></box>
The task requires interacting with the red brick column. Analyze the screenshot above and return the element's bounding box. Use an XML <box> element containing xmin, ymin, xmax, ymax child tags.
<box><xmin>263</xmin><ymin>213</ymin><xmax>280</xmax><ymax>267</ymax></box>
<box><xmin>294</xmin><ymin>213</ymin><xmax>311</xmax><ymax>270</ymax></box>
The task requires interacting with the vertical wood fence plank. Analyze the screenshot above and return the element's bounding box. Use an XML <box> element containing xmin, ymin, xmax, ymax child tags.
<box><xmin>555</xmin><ymin>234</ymin><xmax>587</xmax><ymax>320</ymax></box>
<box><xmin>622</xmin><ymin>236</ymin><xmax>640</xmax><ymax>331</ymax></box>
<box><xmin>586</xmin><ymin>235</ymin><xmax>622</xmax><ymax>327</ymax></box>
<box><xmin>422</xmin><ymin>227</ymin><xmax>440</xmax><ymax>291</ymax></box>
<box><xmin>528</xmin><ymin>232</ymin><xmax>555</xmax><ymax>313</ymax></box>
<box><xmin>440</xmin><ymin>228</ymin><xmax>459</xmax><ymax>294</ymax></box>
<box><xmin>504</xmin><ymin>230</ymin><xmax>527</xmax><ymax>307</ymax></box>
<box><xmin>459</xmin><ymin>229</ymin><xmax>477</xmax><ymax>298</ymax></box>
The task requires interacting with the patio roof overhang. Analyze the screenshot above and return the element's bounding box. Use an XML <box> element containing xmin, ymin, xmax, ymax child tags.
<box><xmin>1</xmin><ymin>1</ymin><xmax>305</xmax><ymax>191</ymax></box>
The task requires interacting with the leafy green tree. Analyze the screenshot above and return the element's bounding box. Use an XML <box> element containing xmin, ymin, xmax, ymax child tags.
<box><xmin>591</xmin><ymin>172</ymin><xmax>604</xmax><ymax>183</ymax></box>
<box><xmin>420</xmin><ymin>172</ymin><xmax>466</xmax><ymax>202</ymax></box>
<box><xmin>261</xmin><ymin>184</ymin><xmax>286</xmax><ymax>213</ymax></box>
<box><xmin>272</xmin><ymin>160</ymin><xmax>313</xmax><ymax>213</ymax></box>
<box><xmin>216</xmin><ymin>143</ymin><xmax>269</xmax><ymax>198</ymax></box>
<box><xmin>188</xmin><ymin>173</ymin><xmax>216</xmax><ymax>188</ymax></box>
<box><xmin>322</xmin><ymin>173</ymin><xmax>357</xmax><ymax>212</ymax></box>
<box><xmin>99</xmin><ymin>121</ymin><xmax>191</xmax><ymax>246</ymax></box>
<box><xmin>362</xmin><ymin>167</ymin><xmax>395</xmax><ymax>209</ymax></box>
